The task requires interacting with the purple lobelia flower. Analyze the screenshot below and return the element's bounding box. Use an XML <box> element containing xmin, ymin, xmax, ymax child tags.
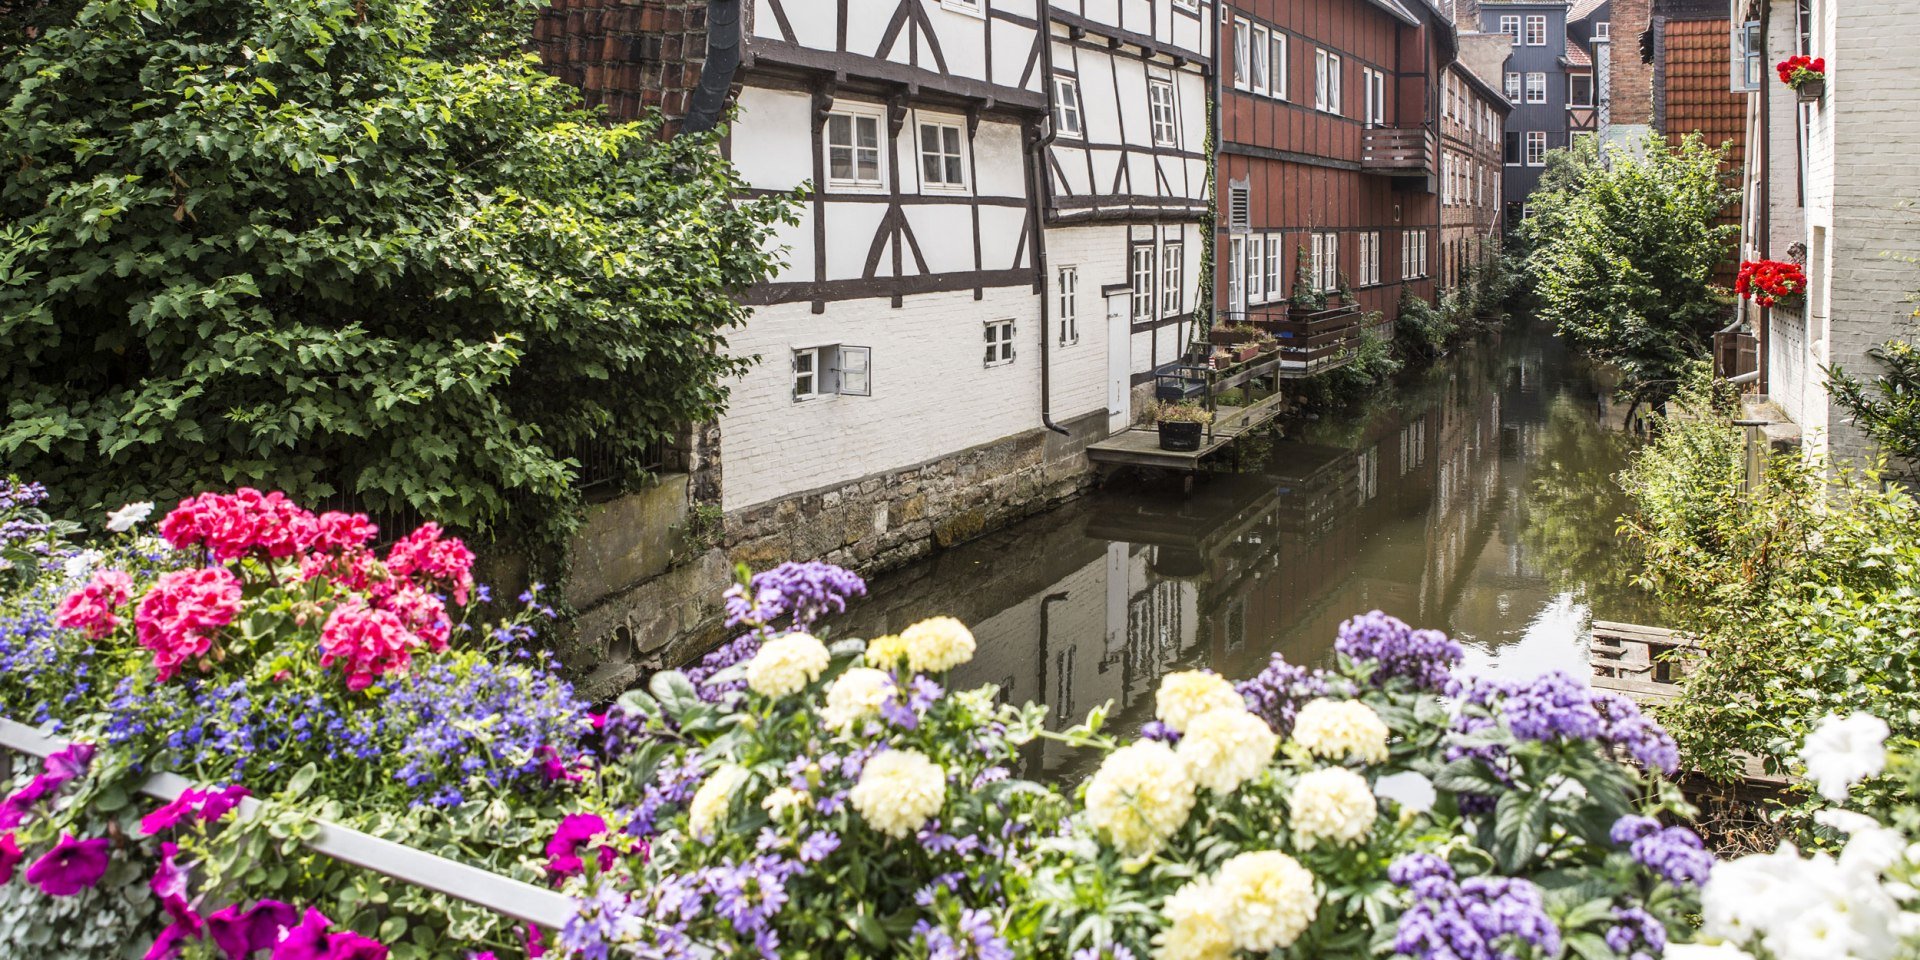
<box><xmin>1611</xmin><ymin>816</ymin><xmax>1712</xmax><ymax>887</ymax></box>
<box><xmin>1236</xmin><ymin>651</ymin><xmax>1333</xmax><ymax>736</ymax></box>
<box><xmin>206</xmin><ymin>900</ymin><xmax>297</xmax><ymax>960</ymax></box>
<box><xmin>798</xmin><ymin>831</ymin><xmax>840</xmax><ymax>863</ymax></box>
<box><xmin>1392</xmin><ymin>857</ymin><xmax>1561</xmax><ymax>960</ymax></box>
<box><xmin>1335</xmin><ymin>611</ymin><xmax>1463</xmax><ymax>692</ymax></box>
<box><xmin>26</xmin><ymin>833</ymin><xmax>112</xmax><ymax>896</ymax></box>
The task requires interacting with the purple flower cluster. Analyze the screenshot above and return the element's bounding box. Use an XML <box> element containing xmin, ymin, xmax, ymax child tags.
<box><xmin>1391</xmin><ymin>855</ymin><xmax>1562</xmax><ymax>960</ymax></box>
<box><xmin>880</xmin><ymin>675</ymin><xmax>944</xmax><ymax>731</ymax></box>
<box><xmin>914</xmin><ymin>908</ymin><xmax>1015</xmax><ymax>960</ymax></box>
<box><xmin>1235</xmin><ymin>652</ymin><xmax>1333</xmax><ymax>736</ymax></box>
<box><xmin>1448</xmin><ymin>673</ymin><xmax>1682</xmax><ymax>777</ymax></box>
<box><xmin>723</xmin><ymin>562</ymin><xmax>867</xmax><ymax>632</ymax></box>
<box><xmin>383</xmin><ymin>655</ymin><xmax>593</xmax><ymax>807</ymax></box>
<box><xmin>623</xmin><ymin>756</ymin><xmax>706</xmax><ymax>838</ymax></box>
<box><xmin>1607</xmin><ymin>905</ymin><xmax>1668</xmax><ymax>960</ymax></box>
<box><xmin>583</xmin><ymin>855</ymin><xmax>808</xmax><ymax>960</ymax></box>
<box><xmin>1337</xmin><ymin>611</ymin><xmax>1464</xmax><ymax>692</ymax></box>
<box><xmin>0</xmin><ymin>479</ymin><xmax>49</xmax><ymax>512</ymax></box>
<box><xmin>101</xmin><ymin>678</ymin><xmax>390</xmax><ymax>784</ymax></box>
<box><xmin>0</xmin><ymin>579</ymin><xmax>90</xmax><ymax>730</ymax></box>
<box><xmin>1610</xmin><ymin>816</ymin><xmax>1712</xmax><ymax>887</ymax></box>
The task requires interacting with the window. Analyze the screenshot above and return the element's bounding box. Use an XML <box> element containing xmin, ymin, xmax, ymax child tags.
<box><xmin>1311</xmin><ymin>232</ymin><xmax>1338</xmax><ymax>292</ymax></box>
<box><xmin>1051</xmin><ymin>76</ymin><xmax>1083</xmax><ymax>138</ymax></box>
<box><xmin>1315</xmin><ymin>49</ymin><xmax>1341</xmax><ymax>114</ymax></box>
<box><xmin>1525</xmin><ymin>130</ymin><xmax>1547</xmax><ymax>165</ymax></box>
<box><xmin>1227</xmin><ymin>236</ymin><xmax>1245</xmax><ymax>314</ymax></box>
<box><xmin>1250</xmin><ymin>24</ymin><xmax>1270</xmax><ymax>95</ymax></box>
<box><xmin>792</xmin><ymin>345</ymin><xmax>871</xmax><ymax>400</ymax></box>
<box><xmin>940</xmin><ymin>0</ymin><xmax>982</xmax><ymax>14</ymax></box>
<box><xmin>1131</xmin><ymin>245</ymin><xmax>1155</xmax><ymax>322</ymax></box>
<box><xmin>1522</xmin><ymin>203</ymin><xmax>1535</xmax><ymax>222</ymax></box>
<box><xmin>1057</xmin><ymin>266</ymin><xmax>1078</xmax><ymax>344</ymax></box>
<box><xmin>1569</xmin><ymin>73</ymin><xmax>1593</xmax><ymax>107</ymax></box>
<box><xmin>918</xmin><ymin>121</ymin><xmax>966</xmax><ymax>190</ymax></box>
<box><xmin>1160</xmin><ymin>241</ymin><xmax>1183</xmax><ymax>317</ymax></box>
<box><xmin>1500</xmin><ymin>15</ymin><xmax>1521</xmax><ymax>45</ymax></box>
<box><xmin>1232</xmin><ymin>18</ymin><xmax>1250</xmax><ymax>90</ymax></box>
<box><xmin>1504</xmin><ymin>130</ymin><xmax>1521</xmax><ymax>165</ymax></box>
<box><xmin>1504</xmin><ymin>72</ymin><xmax>1521</xmax><ymax>103</ymax></box>
<box><xmin>1594</xmin><ymin>20</ymin><xmax>1610</xmax><ymax>40</ymax></box>
<box><xmin>1525</xmin><ymin>73</ymin><xmax>1547</xmax><ymax>104</ymax></box>
<box><xmin>1401</xmin><ymin>230</ymin><xmax>1427</xmax><ymax>279</ymax></box>
<box><xmin>825</xmin><ymin>108</ymin><xmax>885</xmax><ymax>189</ymax></box>
<box><xmin>1263</xmin><ymin>235</ymin><xmax>1282</xmax><ymax>298</ymax></box>
<box><xmin>1524</xmin><ymin>15</ymin><xmax>1546</xmax><ymax>45</ymax></box>
<box><xmin>1148</xmin><ymin>79</ymin><xmax>1179</xmax><ymax>146</ymax></box>
<box><xmin>1269</xmin><ymin>31</ymin><xmax>1289</xmax><ymax>100</ymax></box>
<box><xmin>1362</xmin><ymin>67</ymin><xmax>1386</xmax><ymax>127</ymax></box>
<box><xmin>1243</xmin><ymin>235</ymin><xmax>1263</xmax><ymax>304</ymax></box>
<box><xmin>983</xmin><ymin>320</ymin><xmax>1016</xmax><ymax>366</ymax></box>
<box><xmin>1358</xmin><ymin>231</ymin><xmax>1381</xmax><ymax>286</ymax></box>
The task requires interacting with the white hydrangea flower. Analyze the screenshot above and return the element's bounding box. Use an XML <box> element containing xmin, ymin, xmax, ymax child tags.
<box><xmin>820</xmin><ymin>667</ymin><xmax>895</xmax><ymax>731</ymax></box>
<box><xmin>744</xmin><ymin>632</ymin><xmax>831</xmax><ymax>698</ymax></box>
<box><xmin>688</xmin><ymin>764</ymin><xmax>750</xmax><ymax>840</ymax></box>
<box><xmin>1177</xmin><ymin>708</ymin><xmax>1277</xmax><ymax>794</ymax></box>
<box><xmin>850</xmin><ymin>749</ymin><xmax>945</xmax><ymax>839</ymax></box>
<box><xmin>1291</xmin><ymin>699</ymin><xmax>1390</xmax><ymax>765</ymax></box>
<box><xmin>1800</xmin><ymin>713</ymin><xmax>1890</xmax><ymax>803</ymax></box>
<box><xmin>1215</xmin><ymin>850</ymin><xmax>1321</xmax><ymax>953</ymax></box>
<box><xmin>1154</xmin><ymin>877</ymin><xmax>1234</xmax><ymax>960</ymax></box>
<box><xmin>899</xmin><ymin>617</ymin><xmax>977</xmax><ymax>673</ymax></box>
<box><xmin>1085</xmin><ymin>741</ymin><xmax>1198</xmax><ymax>858</ymax></box>
<box><xmin>1288</xmin><ymin>767</ymin><xmax>1377</xmax><ymax>847</ymax></box>
<box><xmin>1154</xmin><ymin>671</ymin><xmax>1245</xmax><ymax>734</ymax></box>
<box><xmin>105</xmin><ymin>501</ymin><xmax>154</xmax><ymax>533</ymax></box>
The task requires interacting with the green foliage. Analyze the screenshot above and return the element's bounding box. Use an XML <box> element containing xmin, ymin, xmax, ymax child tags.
<box><xmin>1291</xmin><ymin>245</ymin><xmax>1328</xmax><ymax>312</ymax></box>
<box><xmin>1522</xmin><ymin>136</ymin><xmax>1737</xmax><ymax>411</ymax></box>
<box><xmin>1620</xmin><ymin>372</ymin><xmax>1920</xmax><ymax>804</ymax></box>
<box><xmin>0</xmin><ymin>0</ymin><xmax>794</xmax><ymax>547</ymax></box>
<box><xmin>1831</xmin><ymin>338</ymin><xmax>1920</xmax><ymax>473</ymax></box>
<box><xmin>1297</xmin><ymin>327</ymin><xmax>1401</xmax><ymax>412</ymax></box>
<box><xmin>1395</xmin><ymin>289</ymin><xmax>1457</xmax><ymax>360</ymax></box>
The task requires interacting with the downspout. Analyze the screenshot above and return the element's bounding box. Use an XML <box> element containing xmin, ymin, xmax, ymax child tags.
<box><xmin>1032</xmin><ymin>0</ymin><xmax>1071</xmax><ymax>437</ymax></box>
<box><xmin>683</xmin><ymin>0</ymin><xmax>742</xmax><ymax>135</ymax></box>
<box><xmin>1755</xmin><ymin>0</ymin><xmax>1771</xmax><ymax>392</ymax></box>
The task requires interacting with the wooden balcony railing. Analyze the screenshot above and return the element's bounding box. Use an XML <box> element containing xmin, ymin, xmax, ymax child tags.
<box><xmin>1360</xmin><ymin>125</ymin><xmax>1436</xmax><ymax>177</ymax></box>
<box><xmin>1218</xmin><ymin>304</ymin><xmax>1366</xmax><ymax>377</ymax></box>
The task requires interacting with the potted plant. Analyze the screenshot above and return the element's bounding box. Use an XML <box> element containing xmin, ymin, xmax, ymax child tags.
<box><xmin>1208</xmin><ymin>322</ymin><xmax>1261</xmax><ymax>347</ymax></box>
<box><xmin>1154</xmin><ymin>400</ymin><xmax>1214</xmax><ymax>451</ymax></box>
<box><xmin>1776</xmin><ymin>55</ymin><xmax>1827</xmax><ymax>102</ymax></box>
<box><xmin>1735</xmin><ymin>258</ymin><xmax>1808</xmax><ymax>309</ymax></box>
<box><xmin>1255</xmin><ymin>333</ymin><xmax>1281</xmax><ymax>356</ymax></box>
<box><xmin>1289</xmin><ymin>245</ymin><xmax>1328</xmax><ymax>313</ymax></box>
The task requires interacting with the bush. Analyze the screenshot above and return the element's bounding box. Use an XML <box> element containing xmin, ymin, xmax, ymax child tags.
<box><xmin>1298</xmin><ymin>327</ymin><xmax>1402</xmax><ymax>412</ymax></box>
<box><xmin>1395</xmin><ymin>290</ymin><xmax>1456</xmax><ymax>360</ymax></box>
<box><xmin>0</xmin><ymin>0</ymin><xmax>794</xmax><ymax>546</ymax></box>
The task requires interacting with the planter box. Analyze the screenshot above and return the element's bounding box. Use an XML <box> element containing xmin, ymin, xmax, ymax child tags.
<box><xmin>1234</xmin><ymin>343</ymin><xmax>1262</xmax><ymax>364</ymax></box>
<box><xmin>1209</xmin><ymin>328</ymin><xmax>1259</xmax><ymax>346</ymax></box>
<box><xmin>1158</xmin><ymin>420</ymin><xmax>1204</xmax><ymax>451</ymax></box>
<box><xmin>1795</xmin><ymin>79</ymin><xmax>1825</xmax><ymax>102</ymax></box>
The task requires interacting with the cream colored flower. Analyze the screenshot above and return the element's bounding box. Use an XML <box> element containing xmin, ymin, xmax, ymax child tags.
<box><xmin>1177</xmin><ymin>708</ymin><xmax>1278</xmax><ymax>794</ymax></box>
<box><xmin>850</xmin><ymin>749</ymin><xmax>946</xmax><ymax>838</ymax></box>
<box><xmin>745</xmin><ymin>632</ymin><xmax>831</xmax><ymax>698</ymax></box>
<box><xmin>1289</xmin><ymin>767</ymin><xmax>1378</xmax><ymax>847</ymax></box>
<box><xmin>820</xmin><ymin>667</ymin><xmax>895</xmax><ymax>730</ymax></box>
<box><xmin>900</xmin><ymin>616</ymin><xmax>977</xmax><ymax>673</ymax></box>
<box><xmin>1155</xmin><ymin>878</ymin><xmax>1234</xmax><ymax>960</ymax></box>
<box><xmin>1291</xmin><ymin>699</ymin><xmax>1390</xmax><ymax>765</ymax></box>
<box><xmin>864</xmin><ymin>634</ymin><xmax>908</xmax><ymax>668</ymax></box>
<box><xmin>761</xmin><ymin>786</ymin><xmax>807</xmax><ymax>818</ymax></box>
<box><xmin>1085</xmin><ymin>741</ymin><xmax>1197</xmax><ymax>857</ymax></box>
<box><xmin>688</xmin><ymin>764</ymin><xmax>750</xmax><ymax>840</ymax></box>
<box><xmin>1215</xmin><ymin>850</ymin><xmax>1321</xmax><ymax>952</ymax></box>
<box><xmin>1154</xmin><ymin>671</ymin><xmax>1245</xmax><ymax>734</ymax></box>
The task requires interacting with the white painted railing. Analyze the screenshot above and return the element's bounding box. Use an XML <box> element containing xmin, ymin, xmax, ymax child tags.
<box><xmin>0</xmin><ymin>717</ymin><xmax>577</xmax><ymax>930</ymax></box>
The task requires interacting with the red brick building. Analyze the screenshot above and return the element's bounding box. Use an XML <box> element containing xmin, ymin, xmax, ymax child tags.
<box><xmin>1216</xmin><ymin>0</ymin><xmax>1456</xmax><ymax>337</ymax></box>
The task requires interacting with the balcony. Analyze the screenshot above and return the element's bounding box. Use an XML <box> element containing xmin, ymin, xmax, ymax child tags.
<box><xmin>1231</xmin><ymin>304</ymin><xmax>1367</xmax><ymax>377</ymax></box>
<box><xmin>1360</xmin><ymin>125</ymin><xmax>1436</xmax><ymax>179</ymax></box>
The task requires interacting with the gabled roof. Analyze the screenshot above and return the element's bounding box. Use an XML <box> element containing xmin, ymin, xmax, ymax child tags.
<box><xmin>1568</xmin><ymin>0</ymin><xmax>1609</xmax><ymax>22</ymax></box>
<box><xmin>1565</xmin><ymin>38</ymin><xmax>1592</xmax><ymax>67</ymax></box>
<box><xmin>1362</xmin><ymin>0</ymin><xmax>1423</xmax><ymax>27</ymax></box>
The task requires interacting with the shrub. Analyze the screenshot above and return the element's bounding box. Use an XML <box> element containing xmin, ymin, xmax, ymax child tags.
<box><xmin>1395</xmin><ymin>290</ymin><xmax>1456</xmax><ymax>360</ymax></box>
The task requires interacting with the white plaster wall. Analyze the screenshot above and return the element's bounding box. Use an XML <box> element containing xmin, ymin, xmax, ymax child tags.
<box><xmin>1044</xmin><ymin>224</ymin><xmax>1130</xmax><ymax>421</ymax></box>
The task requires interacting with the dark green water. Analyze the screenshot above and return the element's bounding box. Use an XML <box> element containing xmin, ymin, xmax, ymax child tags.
<box><xmin>840</xmin><ymin>325</ymin><xmax>1656</xmax><ymax>776</ymax></box>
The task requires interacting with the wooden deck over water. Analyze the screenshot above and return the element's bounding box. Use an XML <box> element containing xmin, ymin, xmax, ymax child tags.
<box><xmin>1086</xmin><ymin>368</ymin><xmax>1290</xmax><ymax>471</ymax></box>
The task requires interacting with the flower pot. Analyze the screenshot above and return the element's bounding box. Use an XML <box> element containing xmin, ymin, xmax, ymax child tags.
<box><xmin>1158</xmin><ymin>420</ymin><xmax>1203</xmax><ymax>451</ymax></box>
<box><xmin>1235</xmin><ymin>343</ymin><xmax>1262</xmax><ymax>364</ymax></box>
<box><xmin>1796</xmin><ymin>79</ymin><xmax>1825</xmax><ymax>102</ymax></box>
<box><xmin>1209</xmin><ymin>328</ymin><xmax>1256</xmax><ymax>346</ymax></box>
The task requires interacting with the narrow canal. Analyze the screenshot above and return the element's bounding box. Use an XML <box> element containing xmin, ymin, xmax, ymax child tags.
<box><xmin>838</xmin><ymin>323</ymin><xmax>1658</xmax><ymax>776</ymax></box>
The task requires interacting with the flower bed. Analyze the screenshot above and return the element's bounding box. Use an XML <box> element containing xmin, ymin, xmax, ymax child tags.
<box><xmin>1735</xmin><ymin>259</ymin><xmax>1808</xmax><ymax>309</ymax></box>
<box><xmin>3</xmin><ymin>480</ymin><xmax>1914</xmax><ymax>960</ymax></box>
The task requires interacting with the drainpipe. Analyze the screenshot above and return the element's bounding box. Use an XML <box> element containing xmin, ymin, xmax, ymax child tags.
<box><xmin>1755</xmin><ymin>0</ymin><xmax>1771</xmax><ymax>392</ymax></box>
<box><xmin>683</xmin><ymin>1</ymin><xmax>742</xmax><ymax>135</ymax></box>
<box><xmin>1032</xmin><ymin>0</ymin><xmax>1070</xmax><ymax>437</ymax></box>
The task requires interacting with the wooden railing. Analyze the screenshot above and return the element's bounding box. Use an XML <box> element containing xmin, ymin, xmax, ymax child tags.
<box><xmin>1220</xmin><ymin>304</ymin><xmax>1365</xmax><ymax>377</ymax></box>
<box><xmin>1360</xmin><ymin>125</ymin><xmax>1436</xmax><ymax>176</ymax></box>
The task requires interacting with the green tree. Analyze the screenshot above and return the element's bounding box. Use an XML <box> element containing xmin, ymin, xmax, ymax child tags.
<box><xmin>1522</xmin><ymin>136</ymin><xmax>1736</xmax><ymax>415</ymax></box>
<box><xmin>0</xmin><ymin>0</ymin><xmax>794</xmax><ymax>545</ymax></box>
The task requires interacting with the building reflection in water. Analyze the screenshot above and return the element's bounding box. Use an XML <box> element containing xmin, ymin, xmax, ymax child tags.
<box><xmin>841</xmin><ymin>330</ymin><xmax>1642</xmax><ymax>777</ymax></box>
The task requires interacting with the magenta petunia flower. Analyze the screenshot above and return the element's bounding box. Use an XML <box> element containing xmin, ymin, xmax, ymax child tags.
<box><xmin>0</xmin><ymin>776</ymin><xmax>53</xmax><ymax>829</ymax></box>
<box><xmin>151</xmin><ymin>842</ymin><xmax>195</xmax><ymax>924</ymax></box>
<box><xmin>44</xmin><ymin>742</ymin><xmax>98</xmax><ymax>783</ymax></box>
<box><xmin>0</xmin><ymin>832</ymin><xmax>21</xmax><ymax>883</ymax></box>
<box><xmin>207</xmin><ymin>899</ymin><xmax>296</xmax><ymax>960</ymax></box>
<box><xmin>141</xmin><ymin>785</ymin><xmax>252</xmax><ymax>835</ymax></box>
<box><xmin>145</xmin><ymin>916</ymin><xmax>205</xmax><ymax>960</ymax></box>
<box><xmin>269</xmin><ymin>907</ymin><xmax>334</xmax><ymax>960</ymax></box>
<box><xmin>542</xmin><ymin>813</ymin><xmax>614</xmax><ymax>879</ymax></box>
<box><xmin>326</xmin><ymin>931</ymin><xmax>389</xmax><ymax>960</ymax></box>
<box><xmin>25</xmin><ymin>833</ymin><xmax>112</xmax><ymax>896</ymax></box>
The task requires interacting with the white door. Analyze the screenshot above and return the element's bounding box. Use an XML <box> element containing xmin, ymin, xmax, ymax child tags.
<box><xmin>1107</xmin><ymin>292</ymin><xmax>1132</xmax><ymax>434</ymax></box>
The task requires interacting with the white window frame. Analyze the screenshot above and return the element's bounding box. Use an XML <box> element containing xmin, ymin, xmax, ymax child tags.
<box><xmin>1504</xmin><ymin>72</ymin><xmax>1522</xmax><ymax>103</ymax></box>
<box><xmin>983</xmin><ymin>319</ymin><xmax>1016</xmax><ymax>367</ymax></box>
<box><xmin>792</xmin><ymin>345</ymin><xmax>871</xmax><ymax>400</ymax></box>
<box><xmin>1359</xmin><ymin>231</ymin><xmax>1381</xmax><ymax>286</ymax></box>
<box><xmin>940</xmin><ymin>0</ymin><xmax>984</xmax><ymax>17</ymax></box>
<box><xmin>1594</xmin><ymin>20</ymin><xmax>1610</xmax><ymax>40</ymax></box>
<box><xmin>1263</xmin><ymin>234</ymin><xmax>1282</xmax><ymax>299</ymax></box>
<box><xmin>1315</xmin><ymin>49</ymin><xmax>1342</xmax><ymax>115</ymax></box>
<box><xmin>1525</xmin><ymin>15</ymin><xmax>1547</xmax><ymax>46</ymax></box>
<box><xmin>1228</xmin><ymin>237</ymin><xmax>1245</xmax><ymax>314</ymax></box>
<box><xmin>1233</xmin><ymin>18</ymin><xmax>1250</xmax><ymax>91</ymax></box>
<box><xmin>1131</xmin><ymin>245</ymin><xmax>1155</xmax><ymax>322</ymax></box>
<box><xmin>1147</xmin><ymin>78</ymin><xmax>1179</xmax><ymax>147</ymax></box>
<box><xmin>1160</xmin><ymin>240</ymin><xmax>1184</xmax><ymax>318</ymax></box>
<box><xmin>1526</xmin><ymin>130</ymin><xmax>1547</xmax><ymax>166</ymax></box>
<box><xmin>1500</xmin><ymin>15</ymin><xmax>1522</xmax><ymax>45</ymax></box>
<box><xmin>1269</xmin><ymin>31</ymin><xmax>1289</xmax><ymax>101</ymax></box>
<box><xmin>1057</xmin><ymin>265</ymin><xmax>1079</xmax><ymax>345</ymax></box>
<box><xmin>1311</xmin><ymin>232</ymin><xmax>1338</xmax><ymax>292</ymax></box>
<box><xmin>1569</xmin><ymin>73</ymin><xmax>1593</xmax><ymax>108</ymax></box>
<box><xmin>916</xmin><ymin>115</ymin><xmax>969</xmax><ymax>193</ymax></box>
<box><xmin>1243</xmin><ymin>234</ymin><xmax>1264</xmax><ymax>304</ymax></box>
<box><xmin>1250</xmin><ymin>24</ymin><xmax>1270</xmax><ymax>96</ymax></box>
<box><xmin>824</xmin><ymin>104</ymin><xmax>888</xmax><ymax>193</ymax></box>
<box><xmin>1172</xmin><ymin>0</ymin><xmax>1198</xmax><ymax>10</ymax></box>
<box><xmin>1051</xmin><ymin>75</ymin><xmax>1083</xmax><ymax>139</ymax></box>
<box><xmin>1525</xmin><ymin>72</ymin><xmax>1547</xmax><ymax>104</ymax></box>
<box><xmin>1362</xmin><ymin>67</ymin><xmax>1386</xmax><ymax>127</ymax></box>
<box><xmin>1402</xmin><ymin>230</ymin><xmax>1428</xmax><ymax>280</ymax></box>
<box><xmin>792</xmin><ymin>347</ymin><xmax>820</xmax><ymax>401</ymax></box>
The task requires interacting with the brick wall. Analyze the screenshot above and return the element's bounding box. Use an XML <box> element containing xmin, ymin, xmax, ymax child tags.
<box><xmin>532</xmin><ymin>0</ymin><xmax>709</xmax><ymax>125</ymax></box>
<box><xmin>1610</xmin><ymin>0</ymin><xmax>1655</xmax><ymax>125</ymax></box>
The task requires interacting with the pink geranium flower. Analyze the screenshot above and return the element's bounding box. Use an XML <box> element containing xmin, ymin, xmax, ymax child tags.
<box><xmin>25</xmin><ymin>833</ymin><xmax>112</xmax><ymax>896</ymax></box>
<box><xmin>158</xmin><ymin>489</ymin><xmax>319</xmax><ymax>563</ymax></box>
<box><xmin>207</xmin><ymin>899</ymin><xmax>296</xmax><ymax>960</ymax></box>
<box><xmin>318</xmin><ymin>600</ymin><xmax>421</xmax><ymax>691</ymax></box>
<box><xmin>309</xmin><ymin>511</ymin><xmax>379</xmax><ymax>556</ymax></box>
<box><xmin>385</xmin><ymin>522</ymin><xmax>476</xmax><ymax>605</ymax></box>
<box><xmin>134</xmin><ymin>567</ymin><xmax>244</xmax><ymax>681</ymax></box>
<box><xmin>380</xmin><ymin>585</ymin><xmax>452</xmax><ymax>653</ymax></box>
<box><xmin>54</xmin><ymin>570</ymin><xmax>134</xmax><ymax>639</ymax></box>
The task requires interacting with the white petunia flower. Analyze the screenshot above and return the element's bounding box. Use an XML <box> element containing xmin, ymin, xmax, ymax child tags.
<box><xmin>105</xmin><ymin>501</ymin><xmax>154</xmax><ymax>532</ymax></box>
<box><xmin>1663</xmin><ymin>945</ymin><xmax>1757</xmax><ymax>960</ymax></box>
<box><xmin>1800</xmin><ymin>712</ymin><xmax>1890</xmax><ymax>803</ymax></box>
<box><xmin>1373</xmin><ymin>771</ymin><xmax>1437</xmax><ymax>814</ymax></box>
<box><xmin>61</xmin><ymin>549</ymin><xmax>103</xmax><ymax>582</ymax></box>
